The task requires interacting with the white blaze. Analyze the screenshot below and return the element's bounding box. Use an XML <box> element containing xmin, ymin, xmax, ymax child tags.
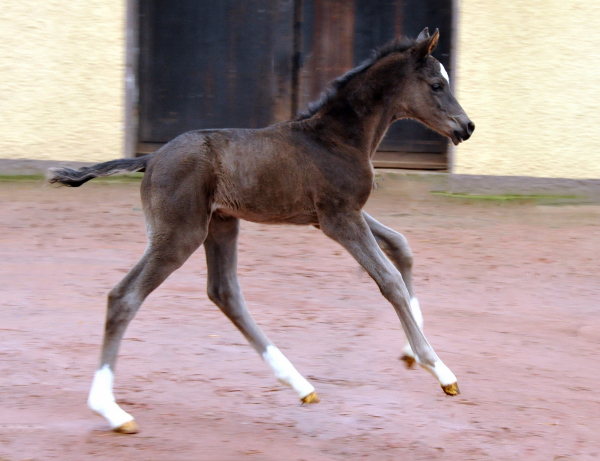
<box><xmin>262</xmin><ymin>345</ymin><xmax>315</xmax><ymax>399</ymax></box>
<box><xmin>88</xmin><ymin>365</ymin><xmax>134</xmax><ymax>429</ymax></box>
<box><xmin>440</xmin><ymin>62</ymin><xmax>450</xmax><ymax>84</ymax></box>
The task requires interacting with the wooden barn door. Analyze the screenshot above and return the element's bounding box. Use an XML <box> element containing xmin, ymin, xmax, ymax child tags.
<box><xmin>137</xmin><ymin>0</ymin><xmax>295</xmax><ymax>152</ymax></box>
<box><xmin>137</xmin><ymin>0</ymin><xmax>453</xmax><ymax>169</ymax></box>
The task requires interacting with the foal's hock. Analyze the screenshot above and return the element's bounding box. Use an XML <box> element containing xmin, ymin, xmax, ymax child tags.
<box><xmin>49</xmin><ymin>28</ymin><xmax>474</xmax><ymax>434</ymax></box>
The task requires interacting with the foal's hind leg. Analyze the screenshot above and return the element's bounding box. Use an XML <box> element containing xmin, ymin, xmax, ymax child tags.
<box><xmin>204</xmin><ymin>215</ymin><xmax>318</xmax><ymax>403</ymax></box>
<box><xmin>88</xmin><ymin>170</ymin><xmax>209</xmax><ymax>433</ymax></box>
<box><xmin>363</xmin><ymin>212</ymin><xmax>423</xmax><ymax>368</ymax></box>
<box><xmin>320</xmin><ymin>210</ymin><xmax>458</xmax><ymax>396</ymax></box>
<box><xmin>88</xmin><ymin>229</ymin><xmax>205</xmax><ymax>432</ymax></box>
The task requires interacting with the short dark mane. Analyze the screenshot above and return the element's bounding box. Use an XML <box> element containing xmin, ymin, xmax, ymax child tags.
<box><xmin>296</xmin><ymin>37</ymin><xmax>417</xmax><ymax>120</ymax></box>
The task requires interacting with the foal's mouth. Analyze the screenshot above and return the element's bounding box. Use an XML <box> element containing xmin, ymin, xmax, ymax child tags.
<box><xmin>450</xmin><ymin>121</ymin><xmax>475</xmax><ymax>145</ymax></box>
<box><xmin>450</xmin><ymin>132</ymin><xmax>464</xmax><ymax>146</ymax></box>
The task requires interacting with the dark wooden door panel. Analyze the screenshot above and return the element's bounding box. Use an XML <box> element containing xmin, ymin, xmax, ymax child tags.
<box><xmin>296</xmin><ymin>0</ymin><xmax>356</xmax><ymax>113</ymax></box>
<box><xmin>139</xmin><ymin>0</ymin><xmax>294</xmax><ymax>142</ymax></box>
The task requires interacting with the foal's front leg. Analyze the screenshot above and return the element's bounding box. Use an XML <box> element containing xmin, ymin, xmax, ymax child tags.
<box><xmin>204</xmin><ymin>215</ymin><xmax>319</xmax><ymax>403</ymax></box>
<box><xmin>320</xmin><ymin>210</ymin><xmax>459</xmax><ymax>395</ymax></box>
<box><xmin>363</xmin><ymin>212</ymin><xmax>423</xmax><ymax>367</ymax></box>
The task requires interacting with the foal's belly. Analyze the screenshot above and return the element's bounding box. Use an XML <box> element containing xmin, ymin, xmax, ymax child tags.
<box><xmin>216</xmin><ymin>208</ymin><xmax>319</xmax><ymax>225</ymax></box>
<box><xmin>211</xmin><ymin>170</ymin><xmax>319</xmax><ymax>224</ymax></box>
<box><xmin>211</xmin><ymin>195</ymin><xmax>319</xmax><ymax>225</ymax></box>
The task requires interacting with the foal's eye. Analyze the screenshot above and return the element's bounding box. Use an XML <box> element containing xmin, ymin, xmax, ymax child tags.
<box><xmin>431</xmin><ymin>83</ymin><xmax>444</xmax><ymax>92</ymax></box>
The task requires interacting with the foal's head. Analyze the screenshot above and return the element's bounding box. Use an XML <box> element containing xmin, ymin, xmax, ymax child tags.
<box><xmin>397</xmin><ymin>28</ymin><xmax>474</xmax><ymax>145</ymax></box>
<box><xmin>299</xmin><ymin>28</ymin><xmax>474</xmax><ymax>146</ymax></box>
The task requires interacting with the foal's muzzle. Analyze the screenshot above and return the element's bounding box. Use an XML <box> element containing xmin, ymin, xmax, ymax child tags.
<box><xmin>451</xmin><ymin>121</ymin><xmax>475</xmax><ymax>145</ymax></box>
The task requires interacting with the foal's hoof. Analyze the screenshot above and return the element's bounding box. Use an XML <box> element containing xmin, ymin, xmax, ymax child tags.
<box><xmin>301</xmin><ymin>391</ymin><xmax>320</xmax><ymax>404</ymax></box>
<box><xmin>113</xmin><ymin>420</ymin><xmax>139</xmax><ymax>434</ymax></box>
<box><xmin>441</xmin><ymin>382</ymin><xmax>460</xmax><ymax>396</ymax></box>
<box><xmin>399</xmin><ymin>354</ymin><xmax>416</xmax><ymax>369</ymax></box>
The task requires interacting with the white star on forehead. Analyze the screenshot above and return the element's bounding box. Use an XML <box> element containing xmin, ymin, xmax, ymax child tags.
<box><xmin>439</xmin><ymin>62</ymin><xmax>450</xmax><ymax>84</ymax></box>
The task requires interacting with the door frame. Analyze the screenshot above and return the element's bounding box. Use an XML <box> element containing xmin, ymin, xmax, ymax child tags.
<box><xmin>124</xmin><ymin>0</ymin><xmax>139</xmax><ymax>159</ymax></box>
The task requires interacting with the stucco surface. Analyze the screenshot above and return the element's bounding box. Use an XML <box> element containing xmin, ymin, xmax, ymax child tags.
<box><xmin>455</xmin><ymin>1</ymin><xmax>600</xmax><ymax>178</ymax></box>
<box><xmin>3</xmin><ymin>1</ymin><xmax>599</xmax><ymax>178</ymax></box>
<box><xmin>0</xmin><ymin>1</ymin><xmax>125</xmax><ymax>163</ymax></box>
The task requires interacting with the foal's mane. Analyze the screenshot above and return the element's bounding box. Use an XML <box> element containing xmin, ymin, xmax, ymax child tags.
<box><xmin>296</xmin><ymin>37</ymin><xmax>417</xmax><ymax>121</ymax></box>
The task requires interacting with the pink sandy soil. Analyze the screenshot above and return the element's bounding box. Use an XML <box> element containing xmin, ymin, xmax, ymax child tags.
<box><xmin>1</xmin><ymin>178</ymin><xmax>599</xmax><ymax>460</ymax></box>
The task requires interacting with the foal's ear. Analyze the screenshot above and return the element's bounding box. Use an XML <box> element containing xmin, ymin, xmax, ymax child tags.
<box><xmin>413</xmin><ymin>28</ymin><xmax>439</xmax><ymax>60</ymax></box>
<box><xmin>417</xmin><ymin>27</ymin><xmax>430</xmax><ymax>41</ymax></box>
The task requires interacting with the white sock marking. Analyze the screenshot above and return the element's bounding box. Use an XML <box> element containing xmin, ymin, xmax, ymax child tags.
<box><xmin>439</xmin><ymin>62</ymin><xmax>450</xmax><ymax>84</ymax></box>
<box><xmin>88</xmin><ymin>365</ymin><xmax>134</xmax><ymax>429</ymax></box>
<box><xmin>262</xmin><ymin>345</ymin><xmax>315</xmax><ymax>399</ymax></box>
<box><xmin>401</xmin><ymin>298</ymin><xmax>424</xmax><ymax>358</ymax></box>
<box><xmin>421</xmin><ymin>360</ymin><xmax>457</xmax><ymax>386</ymax></box>
<box><xmin>401</xmin><ymin>298</ymin><xmax>456</xmax><ymax>386</ymax></box>
<box><xmin>410</xmin><ymin>297</ymin><xmax>424</xmax><ymax>329</ymax></box>
<box><xmin>401</xmin><ymin>343</ymin><xmax>414</xmax><ymax>358</ymax></box>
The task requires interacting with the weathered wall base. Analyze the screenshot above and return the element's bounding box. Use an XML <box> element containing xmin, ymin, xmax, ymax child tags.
<box><xmin>376</xmin><ymin>170</ymin><xmax>600</xmax><ymax>203</ymax></box>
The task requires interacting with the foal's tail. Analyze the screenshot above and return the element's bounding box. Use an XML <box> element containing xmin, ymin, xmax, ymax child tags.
<box><xmin>46</xmin><ymin>156</ymin><xmax>151</xmax><ymax>187</ymax></box>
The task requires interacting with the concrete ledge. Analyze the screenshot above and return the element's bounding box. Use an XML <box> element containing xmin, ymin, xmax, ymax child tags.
<box><xmin>437</xmin><ymin>174</ymin><xmax>600</xmax><ymax>199</ymax></box>
<box><xmin>375</xmin><ymin>169</ymin><xmax>600</xmax><ymax>202</ymax></box>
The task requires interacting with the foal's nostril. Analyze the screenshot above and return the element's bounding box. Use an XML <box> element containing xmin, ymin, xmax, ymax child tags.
<box><xmin>467</xmin><ymin>121</ymin><xmax>475</xmax><ymax>136</ymax></box>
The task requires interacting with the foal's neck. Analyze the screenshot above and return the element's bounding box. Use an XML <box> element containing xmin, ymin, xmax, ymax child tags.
<box><xmin>310</xmin><ymin>59</ymin><xmax>408</xmax><ymax>158</ymax></box>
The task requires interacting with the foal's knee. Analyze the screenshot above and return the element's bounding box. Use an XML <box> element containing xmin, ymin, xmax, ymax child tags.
<box><xmin>107</xmin><ymin>287</ymin><xmax>123</xmax><ymax>306</ymax></box>
<box><xmin>207</xmin><ymin>283</ymin><xmax>233</xmax><ymax>307</ymax></box>
<box><xmin>105</xmin><ymin>288</ymin><xmax>141</xmax><ymax>331</ymax></box>
<box><xmin>206</xmin><ymin>285</ymin><xmax>220</xmax><ymax>305</ymax></box>
<box><xmin>107</xmin><ymin>287</ymin><xmax>138</xmax><ymax>308</ymax></box>
<box><xmin>377</xmin><ymin>273</ymin><xmax>409</xmax><ymax>301</ymax></box>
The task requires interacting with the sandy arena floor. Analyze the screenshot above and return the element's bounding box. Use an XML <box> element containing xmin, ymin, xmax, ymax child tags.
<box><xmin>1</xmin><ymin>177</ymin><xmax>599</xmax><ymax>460</ymax></box>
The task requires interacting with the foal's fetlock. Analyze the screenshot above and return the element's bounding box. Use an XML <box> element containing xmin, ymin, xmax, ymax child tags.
<box><xmin>88</xmin><ymin>397</ymin><xmax>138</xmax><ymax>432</ymax></box>
<box><xmin>399</xmin><ymin>344</ymin><xmax>417</xmax><ymax>369</ymax></box>
<box><xmin>88</xmin><ymin>366</ymin><xmax>137</xmax><ymax>432</ymax></box>
<box><xmin>417</xmin><ymin>359</ymin><xmax>459</xmax><ymax>396</ymax></box>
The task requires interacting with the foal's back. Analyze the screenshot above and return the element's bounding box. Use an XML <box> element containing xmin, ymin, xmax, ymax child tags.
<box><xmin>143</xmin><ymin>122</ymin><xmax>374</xmax><ymax>226</ymax></box>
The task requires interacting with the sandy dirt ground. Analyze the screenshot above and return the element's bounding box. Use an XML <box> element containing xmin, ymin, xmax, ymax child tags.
<box><xmin>1</xmin><ymin>177</ymin><xmax>599</xmax><ymax>461</ymax></box>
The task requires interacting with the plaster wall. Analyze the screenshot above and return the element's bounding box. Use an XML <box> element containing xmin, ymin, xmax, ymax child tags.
<box><xmin>3</xmin><ymin>1</ymin><xmax>599</xmax><ymax>179</ymax></box>
<box><xmin>0</xmin><ymin>2</ymin><xmax>125</xmax><ymax>163</ymax></box>
<box><xmin>454</xmin><ymin>0</ymin><xmax>600</xmax><ymax>178</ymax></box>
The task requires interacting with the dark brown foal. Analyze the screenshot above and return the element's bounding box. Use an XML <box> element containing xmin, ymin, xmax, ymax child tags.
<box><xmin>48</xmin><ymin>28</ymin><xmax>474</xmax><ymax>433</ymax></box>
